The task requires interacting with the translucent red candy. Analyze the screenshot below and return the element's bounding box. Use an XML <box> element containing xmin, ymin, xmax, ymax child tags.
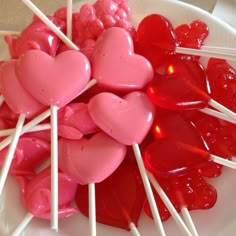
<box><xmin>75</xmin><ymin>163</ymin><xmax>145</xmax><ymax>231</ymax></box>
<box><xmin>206</xmin><ymin>58</ymin><xmax>236</xmax><ymax>112</ymax></box>
<box><xmin>144</xmin><ymin>171</ymin><xmax>217</xmax><ymax>221</ymax></box>
<box><xmin>146</xmin><ymin>57</ymin><xmax>210</xmax><ymax>110</ymax></box>
<box><xmin>135</xmin><ymin>14</ymin><xmax>177</xmax><ymax>69</ymax></box>
<box><xmin>175</xmin><ymin>19</ymin><xmax>209</xmax><ymax>49</ymax></box>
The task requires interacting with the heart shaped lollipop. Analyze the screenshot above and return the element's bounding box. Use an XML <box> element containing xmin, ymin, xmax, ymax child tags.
<box><xmin>75</xmin><ymin>163</ymin><xmax>146</xmax><ymax>231</ymax></box>
<box><xmin>16</xmin><ymin>49</ymin><xmax>91</xmax><ymax>107</ymax></box>
<box><xmin>88</xmin><ymin>91</ymin><xmax>155</xmax><ymax>145</ymax></box>
<box><xmin>58</xmin><ymin>131</ymin><xmax>127</xmax><ymax>185</ymax></box>
<box><xmin>92</xmin><ymin>27</ymin><xmax>154</xmax><ymax>91</ymax></box>
<box><xmin>147</xmin><ymin>57</ymin><xmax>210</xmax><ymax>110</ymax></box>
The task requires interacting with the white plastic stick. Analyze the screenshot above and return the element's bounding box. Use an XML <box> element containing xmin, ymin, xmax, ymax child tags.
<box><xmin>202</xmin><ymin>45</ymin><xmax>236</xmax><ymax>55</ymax></box>
<box><xmin>211</xmin><ymin>154</ymin><xmax>236</xmax><ymax>169</ymax></box>
<box><xmin>181</xmin><ymin>207</ymin><xmax>199</xmax><ymax>236</ymax></box>
<box><xmin>176</xmin><ymin>46</ymin><xmax>236</xmax><ymax>61</ymax></box>
<box><xmin>147</xmin><ymin>172</ymin><xmax>192</xmax><ymax>236</ymax></box>
<box><xmin>0</xmin><ymin>30</ymin><xmax>20</xmax><ymax>35</ymax></box>
<box><xmin>0</xmin><ymin>114</ymin><xmax>25</xmax><ymax>195</ymax></box>
<box><xmin>67</xmin><ymin>0</ymin><xmax>73</xmax><ymax>40</ymax></box>
<box><xmin>200</xmin><ymin>107</ymin><xmax>236</xmax><ymax>124</ymax></box>
<box><xmin>89</xmin><ymin>183</ymin><xmax>96</xmax><ymax>236</ymax></box>
<box><xmin>21</xmin><ymin>0</ymin><xmax>78</xmax><ymax>50</ymax></box>
<box><xmin>132</xmin><ymin>143</ymin><xmax>166</xmax><ymax>236</ymax></box>
<box><xmin>50</xmin><ymin>105</ymin><xmax>58</xmax><ymax>231</ymax></box>
<box><xmin>129</xmin><ymin>222</ymin><xmax>141</xmax><ymax>236</ymax></box>
<box><xmin>209</xmin><ymin>99</ymin><xmax>236</xmax><ymax>122</ymax></box>
<box><xmin>0</xmin><ymin>123</ymin><xmax>50</xmax><ymax>137</ymax></box>
<box><xmin>11</xmin><ymin>212</ymin><xmax>34</xmax><ymax>236</ymax></box>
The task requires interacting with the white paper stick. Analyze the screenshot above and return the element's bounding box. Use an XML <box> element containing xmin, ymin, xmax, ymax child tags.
<box><xmin>147</xmin><ymin>172</ymin><xmax>192</xmax><ymax>236</ymax></box>
<box><xmin>21</xmin><ymin>0</ymin><xmax>78</xmax><ymax>50</ymax></box>
<box><xmin>209</xmin><ymin>99</ymin><xmax>236</xmax><ymax>122</ymax></box>
<box><xmin>129</xmin><ymin>222</ymin><xmax>141</xmax><ymax>236</ymax></box>
<box><xmin>0</xmin><ymin>123</ymin><xmax>50</xmax><ymax>137</ymax></box>
<box><xmin>181</xmin><ymin>207</ymin><xmax>199</xmax><ymax>236</ymax></box>
<box><xmin>50</xmin><ymin>105</ymin><xmax>58</xmax><ymax>231</ymax></box>
<box><xmin>67</xmin><ymin>0</ymin><xmax>73</xmax><ymax>40</ymax></box>
<box><xmin>200</xmin><ymin>107</ymin><xmax>236</xmax><ymax>124</ymax></box>
<box><xmin>132</xmin><ymin>143</ymin><xmax>166</xmax><ymax>236</ymax></box>
<box><xmin>176</xmin><ymin>46</ymin><xmax>236</xmax><ymax>61</ymax></box>
<box><xmin>11</xmin><ymin>212</ymin><xmax>34</xmax><ymax>236</ymax></box>
<box><xmin>89</xmin><ymin>183</ymin><xmax>96</xmax><ymax>236</ymax></box>
<box><xmin>0</xmin><ymin>114</ymin><xmax>25</xmax><ymax>195</ymax></box>
<box><xmin>211</xmin><ymin>154</ymin><xmax>236</xmax><ymax>168</ymax></box>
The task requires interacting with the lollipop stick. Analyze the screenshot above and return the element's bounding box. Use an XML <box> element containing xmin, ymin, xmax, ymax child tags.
<box><xmin>0</xmin><ymin>123</ymin><xmax>50</xmax><ymax>137</ymax></box>
<box><xmin>209</xmin><ymin>99</ymin><xmax>236</xmax><ymax>122</ymax></box>
<box><xmin>129</xmin><ymin>222</ymin><xmax>141</xmax><ymax>236</ymax></box>
<box><xmin>89</xmin><ymin>183</ymin><xmax>96</xmax><ymax>236</ymax></box>
<box><xmin>67</xmin><ymin>0</ymin><xmax>73</xmax><ymax>40</ymax></box>
<box><xmin>11</xmin><ymin>212</ymin><xmax>34</xmax><ymax>236</ymax></box>
<box><xmin>200</xmin><ymin>107</ymin><xmax>236</xmax><ymax>124</ymax></box>
<box><xmin>210</xmin><ymin>154</ymin><xmax>236</xmax><ymax>169</ymax></box>
<box><xmin>50</xmin><ymin>105</ymin><xmax>58</xmax><ymax>231</ymax></box>
<box><xmin>181</xmin><ymin>207</ymin><xmax>199</xmax><ymax>236</ymax></box>
<box><xmin>147</xmin><ymin>172</ymin><xmax>192</xmax><ymax>236</ymax></box>
<box><xmin>202</xmin><ymin>45</ymin><xmax>236</xmax><ymax>55</ymax></box>
<box><xmin>132</xmin><ymin>143</ymin><xmax>166</xmax><ymax>236</ymax></box>
<box><xmin>0</xmin><ymin>113</ymin><xmax>25</xmax><ymax>195</ymax></box>
<box><xmin>176</xmin><ymin>46</ymin><xmax>236</xmax><ymax>61</ymax></box>
<box><xmin>21</xmin><ymin>0</ymin><xmax>78</xmax><ymax>50</ymax></box>
<box><xmin>0</xmin><ymin>30</ymin><xmax>20</xmax><ymax>35</ymax></box>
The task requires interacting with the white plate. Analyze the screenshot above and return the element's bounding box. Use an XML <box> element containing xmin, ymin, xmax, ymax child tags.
<box><xmin>1</xmin><ymin>0</ymin><xmax>236</xmax><ymax>235</ymax></box>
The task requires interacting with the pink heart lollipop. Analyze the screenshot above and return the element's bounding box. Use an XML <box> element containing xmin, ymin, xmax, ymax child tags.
<box><xmin>58</xmin><ymin>131</ymin><xmax>127</xmax><ymax>185</ymax></box>
<box><xmin>91</xmin><ymin>27</ymin><xmax>154</xmax><ymax>91</ymax></box>
<box><xmin>88</xmin><ymin>91</ymin><xmax>155</xmax><ymax>145</ymax></box>
<box><xmin>16</xmin><ymin>50</ymin><xmax>91</xmax><ymax>108</ymax></box>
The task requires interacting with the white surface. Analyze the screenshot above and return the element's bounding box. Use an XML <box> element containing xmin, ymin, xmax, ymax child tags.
<box><xmin>0</xmin><ymin>0</ymin><xmax>236</xmax><ymax>235</ymax></box>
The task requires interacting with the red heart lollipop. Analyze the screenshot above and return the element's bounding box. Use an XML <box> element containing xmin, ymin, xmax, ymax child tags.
<box><xmin>135</xmin><ymin>14</ymin><xmax>177</xmax><ymax>69</ymax></box>
<box><xmin>146</xmin><ymin>57</ymin><xmax>210</xmax><ymax>110</ymax></box>
<box><xmin>75</xmin><ymin>163</ymin><xmax>145</xmax><ymax>231</ymax></box>
<box><xmin>206</xmin><ymin>58</ymin><xmax>236</xmax><ymax>112</ymax></box>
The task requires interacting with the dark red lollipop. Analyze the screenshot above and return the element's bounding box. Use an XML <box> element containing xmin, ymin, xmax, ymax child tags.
<box><xmin>75</xmin><ymin>163</ymin><xmax>145</xmax><ymax>231</ymax></box>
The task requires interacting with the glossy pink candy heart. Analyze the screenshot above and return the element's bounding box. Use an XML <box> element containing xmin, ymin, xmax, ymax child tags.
<box><xmin>17</xmin><ymin>167</ymin><xmax>78</xmax><ymax>219</ymax></box>
<box><xmin>16</xmin><ymin>50</ymin><xmax>91</xmax><ymax>107</ymax></box>
<box><xmin>92</xmin><ymin>27</ymin><xmax>154</xmax><ymax>91</ymax></box>
<box><xmin>88</xmin><ymin>91</ymin><xmax>155</xmax><ymax>145</ymax></box>
<box><xmin>0</xmin><ymin>60</ymin><xmax>46</xmax><ymax>118</ymax></box>
<box><xmin>58</xmin><ymin>131</ymin><xmax>127</xmax><ymax>185</ymax></box>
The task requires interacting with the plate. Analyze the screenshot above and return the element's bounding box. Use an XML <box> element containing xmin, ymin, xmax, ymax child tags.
<box><xmin>0</xmin><ymin>0</ymin><xmax>236</xmax><ymax>235</ymax></box>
